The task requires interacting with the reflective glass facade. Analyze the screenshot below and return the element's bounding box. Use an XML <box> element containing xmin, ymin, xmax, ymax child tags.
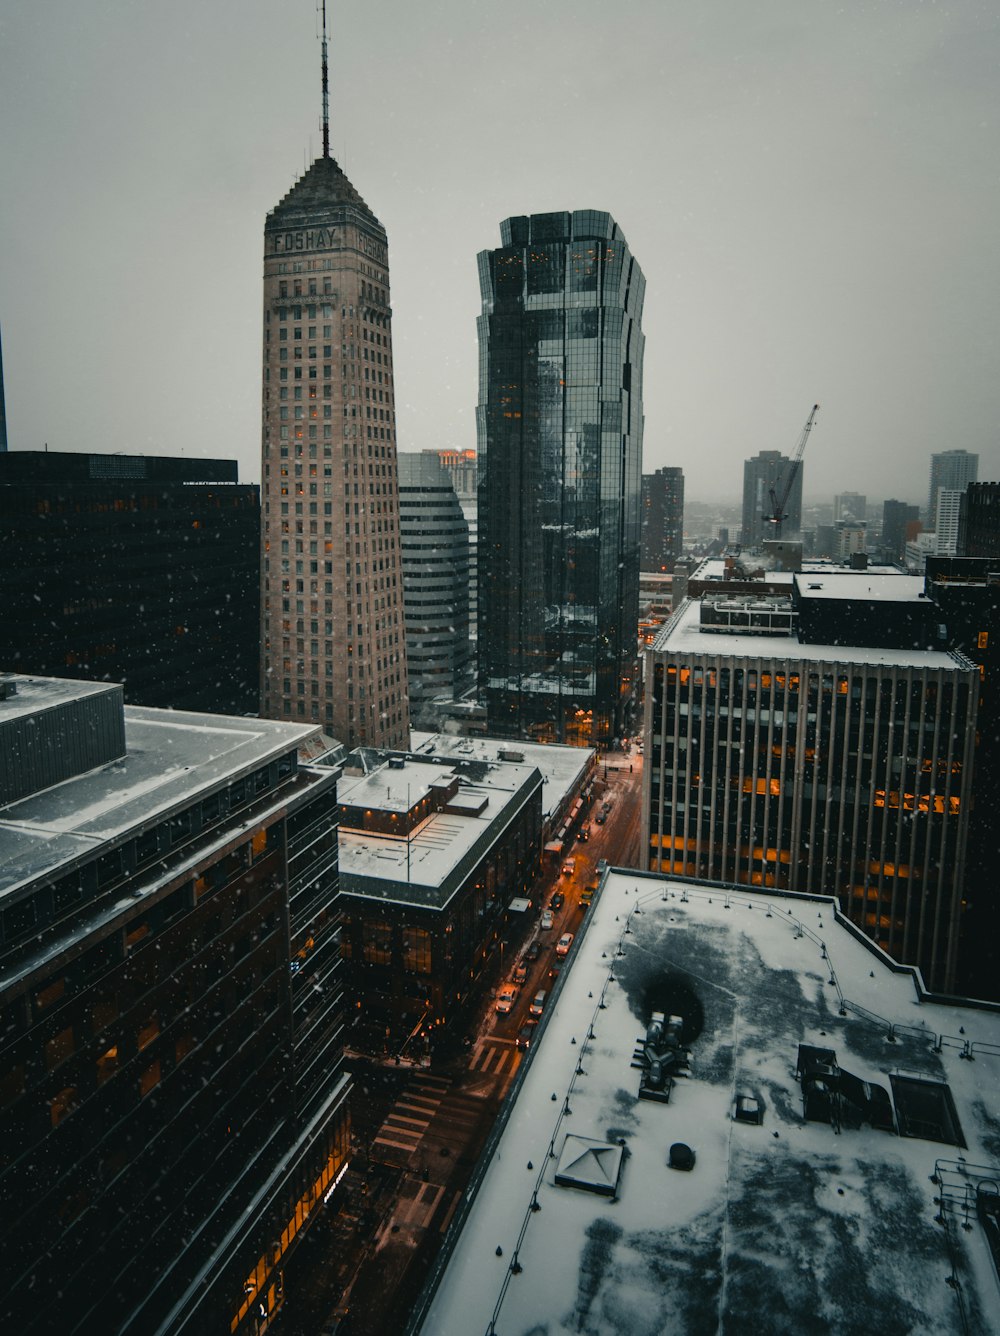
<box><xmin>476</xmin><ymin>211</ymin><xmax>644</xmax><ymax>746</ymax></box>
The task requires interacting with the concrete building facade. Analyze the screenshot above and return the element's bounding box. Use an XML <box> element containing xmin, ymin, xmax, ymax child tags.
<box><xmin>643</xmin><ymin>579</ymin><xmax>978</xmax><ymax>991</ymax></box>
<box><xmin>927</xmin><ymin>449</ymin><xmax>978</xmax><ymax>525</ymax></box>
<box><xmin>397</xmin><ymin>453</ymin><xmax>471</xmax><ymax>725</ymax></box>
<box><xmin>259</xmin><ymin>154</ymin><xmax>409</xmax><ymax>747</ymax></box>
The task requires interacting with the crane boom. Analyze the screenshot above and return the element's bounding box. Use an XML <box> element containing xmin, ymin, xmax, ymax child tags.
<box><xmin>765</xmin><ymin>403</ymin><xmax>820</xmax><ymax>540</ymax></box>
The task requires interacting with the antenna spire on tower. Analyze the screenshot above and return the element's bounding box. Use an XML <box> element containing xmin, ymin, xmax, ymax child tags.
<box><xmin>320</xmin><ymin>0</ymin><xmax>330</xmax><ymax>158</ymax></box>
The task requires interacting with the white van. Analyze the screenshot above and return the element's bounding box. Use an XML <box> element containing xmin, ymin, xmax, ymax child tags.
<box><xmin>529</xmin><ymin>989</ymin><xmax>546</xmax><ymax>1017</ymax></box>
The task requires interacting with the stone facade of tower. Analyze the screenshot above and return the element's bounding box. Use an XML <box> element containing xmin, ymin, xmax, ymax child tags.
<box><xmin>260</xmin><ymin>156</ymin><xmax>409</xmax><ymax>746</ymax></box>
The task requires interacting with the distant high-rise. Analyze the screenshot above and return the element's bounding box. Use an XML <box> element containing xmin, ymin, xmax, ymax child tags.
<box><xmin>881</xmin><ymin>498</ymin><xmax>920</xmax><ymax>562</ymax></box>
<box><xmin>927</xmin><ymin>449</ymin><xmax>977</xmax><ymax>524</ymax></box>
<box><xmin>833</xmin><ymin>491</ymin><xmax>866</xmax><ymax>523</ymax></box>
<box><xmin>0</xmin><ymin>450</ymin><xmax>258</xmax><ymax>714</ymax></box>
<box><xmin>398</xmin><ymin>453</ymin><xmax>471</xmax><ymax>724</ymax></box>
<box><xmin>741</xmin><ymin>450</ymin><xmax>803</xmax><ymax>547</ymax></box>
<box><xmin>958</xmin><ymin>481</ymin><xmax>1000</xmax><ymax>560</ymax></box>
<box><xmin>934</xmin><ymin>488</ymin><xmax>964</xmax><ymax>555</ymax></box>
<box><xmin>259</xmin><ymin>24</ymin><xmax>408</xmax><ymax>747</ymax></box>
<box><xmin>477</xmin><ymin>210</ymin><xmax>644</xmax><ymax>746</ymax></box>
<box><xmin>428</xmin><ymin>448</ymin><xmax>478</xmax><ymax>651</ymax></box>
<box><xmin>641</xmin><ymin>466</ymin><xmax>684</xmax><ymax>571</ymax></box>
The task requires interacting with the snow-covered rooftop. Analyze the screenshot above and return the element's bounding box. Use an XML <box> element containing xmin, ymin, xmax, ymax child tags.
<box><xmin>418</xmin><ymin>872</ymin><xmax>1000</xmax><ymax>1336</ymax></box>
<box><xmin>795</xmin><ymin>572</ymin><xmax>927</xmax><ymax>602</ymax></box>
<box><xmin>338</xmin><ymin>753</ymin><xmax>541</xmax><ymax>908</ymax></box>
<box><xmin>653</xmin><ymin>597</ymin><xmax>961</xmax><ymax>670</ymax></box>
<box><xmin>409</xmin><ymin>731</ymin><xmax>593</xmax><ymax>823</ymax></box>
<box><xmin>0</xmin><ymin>706</ymin><xmax>318</xmax><ymax>898</ymax></box>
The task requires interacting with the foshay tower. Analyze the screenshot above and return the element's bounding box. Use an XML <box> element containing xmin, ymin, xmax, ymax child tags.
<box><xmin>260</xmin><ymin>8</ymin><xmax>409</xmax><ymax>746</ymax></box>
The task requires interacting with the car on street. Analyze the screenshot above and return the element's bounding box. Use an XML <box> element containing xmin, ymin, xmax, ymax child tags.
<box><xmin>529</xmin><ymin>989</ymin><xmax>547</xmax><ymax>1017</ymax></box>
<box><xmin>540</xmin><ymin>910</ymin><xmax>554</xmax><ymax>931</ymax></box>
<box><xmin>549</xmin><ymin>891</ymin><xmax>565</xmax><ymax>911</ymax></box>
<box><xmin>556</xmin><ymin>932</ymin><xmax>574</xmax><ymax>957</ymax></box>
<box><xmin>516</xmin><ymin>1023</ymin><xmax>535</xmax><ymax>1050</ymax></box>
<box><xmin>561</xmin><ymin>857</ymin><xmax>576</xmax><ymax>876</ymax></box>
<box><xmin>595</xmin><ymin>812</ymin><xmax>606</xmax><ymax>824</ymax></box>
<box><xmin>512</xmin><ymin>960</ymin><xmax>528</xmax><ymax>985</ymax></box>
<box><xmin>548</xmin><ymin>959</ymin><xmax>562</xmax><ymax>980</ymax></box>
<box><xmin>524</xmin><ymin>940</ymin><xmax>541</xmax><ymax>962</ymax></box>
<box><xmin>495</xmin><ymin>985</ymin><xmax>516</xmax><ymax>1014</ymax></box>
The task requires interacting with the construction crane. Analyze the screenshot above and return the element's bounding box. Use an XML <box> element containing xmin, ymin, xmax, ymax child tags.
<box><xmin>764</xmin><ymin>403</ymin><xmax>820</xmax><ymax>540</ymax></box>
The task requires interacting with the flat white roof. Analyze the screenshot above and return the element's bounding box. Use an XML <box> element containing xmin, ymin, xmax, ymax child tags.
<box><xmin>0</xmin><ymin>707</ymin><xmax>318</xmax><ymax>897</ymax></box>
<box><xmin>338</xmin><ymin>754</ymin><xmax>539</xmax><ymax>900</ymax></box>
<box><xmin>652</xmin><ymin>598</ymin><xmax>962</xmax><ymax>670</ymax></box>
<box><xmin>410</xmin><ymin>731</ymin><xmax>593</xmax><ymax>823</ymax></box>
<box><xmin>795</xmin><ymin>572</ymin><xmax>927</xmax><ymax>601</ymax></box>
<box><xmin>419</xmin><ymin>872</ymin><xmax>1000</xmax><ymax>1335</ymax></box>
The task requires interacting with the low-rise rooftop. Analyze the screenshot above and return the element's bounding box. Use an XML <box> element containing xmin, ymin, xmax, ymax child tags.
<box><xmin>410</xmin><ymin>731</ymin><xmax>593</xmax><ymax>824</ymax></box>
<box><xmin>338</xmin><ymin>753</ymin><xmax>541</xmax><ymax>909</ymax></box>
<box><xmin>417</xmin><ymin>872</ymin><xmax>1000</xmax><ymax>1335</ymax></box>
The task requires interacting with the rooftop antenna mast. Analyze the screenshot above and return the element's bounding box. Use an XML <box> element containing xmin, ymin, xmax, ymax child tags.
<box><xmin>320</xmin><ymin>0</ymin><xmax>330</xmax><ymax>158</ymax></box>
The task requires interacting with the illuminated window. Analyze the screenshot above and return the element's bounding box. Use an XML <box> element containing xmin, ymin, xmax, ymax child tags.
<box><xmin>96</xmin><ymin>1044</ymin><xmax>119</xmax><ymax>1086</ymax></box>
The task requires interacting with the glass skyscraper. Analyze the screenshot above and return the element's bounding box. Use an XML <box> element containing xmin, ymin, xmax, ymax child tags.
<box><xmin>476</xmin><ymin>211</ymin><xmax>644</xmax><ymax>747</ymax></box>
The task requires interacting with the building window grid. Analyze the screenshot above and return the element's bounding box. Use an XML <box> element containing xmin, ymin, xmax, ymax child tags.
<box><xmin>649</xmin><ymin>652</ymin><xmax>974</xmax><ymax>989</ymax></box>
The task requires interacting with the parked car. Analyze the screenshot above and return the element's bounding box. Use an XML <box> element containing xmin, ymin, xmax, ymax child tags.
<box><xmin>550</xmin><ymin>891</ymin><xmax>565</xmax><ymax>911</ymax></box>
<box><xmin>580</xmin><ymin>825</ymin><xmax>590</xmax><ymax>841</ymax></box>
<box><xmin>556</xmin><ymin>932</ymin><xmax>574</xmax><ymax>957</ymax></box>
<box><xmin>516</xmin><ymin>1023</ymin><xmax>535</xmax><ymax>1050</ymax></box>
<box><xmin>529</xmin><ymin>989</ymin><xmax>547</xmax><ymax>1017</ymax></box>
<box><xmin>540</xmin><ymin>910</ymin><xmax>554</xmax><ymax>931</ymax></box>
<box><xmin>524</xmin><ymin>940</ymin><xmax>541</xmax><ymax>962</ymax></box>
<box><xmin>513</xmin><ymin>960</ymin><xmax>528</xmax><ymax>985</ymax></box>
<box><xmin>495</xmin><ymin>985</ymin><xmax>516</xmax><ymax>1014</ymax></box>
<box><xmin>548</xmin><ymin>959</ymin><xmax>562</xmax><ymax>980</ymax></box>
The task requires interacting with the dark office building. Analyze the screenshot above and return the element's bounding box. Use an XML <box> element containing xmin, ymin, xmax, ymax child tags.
<box><xmin>881</xmin><ymin>498</ymin><xmax>921</xmax><ymax>563</ymax></box>
<box><xmin>0</xmin><ymin>451</ymin><xmax>258</xmax><ymax>714</ymax></box>
<box><xmin>337</xmin><ymin>749</ymin><xmax>543</xmax><ymax>1048</ymax></box>
<box><xmin>957</xmin><ymin>481</ymin><xmax>1000</xmax><ymax>561</ymax></box>
<box><xmin>741</xmin><ymin>450</ymin><xmax>803</xmax><ymax>547</ymax></box>
<box><xmin>641</xmin><ymin>466</ymin><xmax>684</xmax><ymax>571</ymax></box>
<box><xmin>0</xmin><ymin>674</ymin><xmax>349</xmax><ymax>1334</ymax></box>
<box><xmin>924</xmin><ymin>556</ymin><xmax>1000</xmax><ymax>1000</ymax></box>
<box><xmin>477</xmin><ymin>210</ymin><xmax>644</xmax><ymax>747</ymax></box>
<box><xmin>644</xmin><ymin>575</ymin><xmax>979</xmax><ymax>992</ymax></box>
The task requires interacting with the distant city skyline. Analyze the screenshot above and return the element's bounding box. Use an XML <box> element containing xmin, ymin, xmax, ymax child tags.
<box><xmin>1</xmin><ymin>2</ymin><xmax>998</xmax><ymax>500</ymax></box>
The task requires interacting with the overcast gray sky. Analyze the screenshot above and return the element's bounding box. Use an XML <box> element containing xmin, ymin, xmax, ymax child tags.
<box><xmin>1</xmin><ymin>0</ymin><xmax>997</xmax><ymax>503</ymax></box>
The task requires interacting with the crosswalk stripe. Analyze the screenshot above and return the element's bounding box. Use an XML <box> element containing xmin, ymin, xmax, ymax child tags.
<box><xmin>385</xmin><ymin>1114</ymin><xmax>430</xmax><ymax>1129</ymax></box>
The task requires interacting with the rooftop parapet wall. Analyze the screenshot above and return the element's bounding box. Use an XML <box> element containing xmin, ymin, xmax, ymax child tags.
<box><xmin>0</xmin><ymin>676</ymin><xmax>125</xmax><ymax>806</ymax></box>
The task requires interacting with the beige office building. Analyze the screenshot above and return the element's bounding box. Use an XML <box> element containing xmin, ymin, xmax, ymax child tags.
<box><xmin>260</xmin><ymin>155</ymin><xmax>409</xmax><ymax>746</ymax></box>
